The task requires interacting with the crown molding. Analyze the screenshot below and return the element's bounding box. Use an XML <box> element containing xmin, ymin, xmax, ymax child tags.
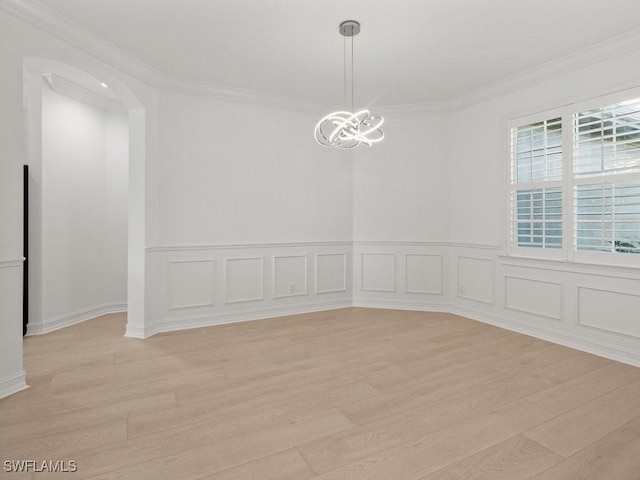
<box><xmin>4</xmin><ymin>0</ymin><xmax>640</xmax><ymax>115</ymax></box>
<box><xmin>161</xmin><ymin>76</ymin><xmax>334</xmax><ymax>114</ymax></box>
<box><xmin>448</xmin><ymin>27</ymin><xmax>640</xmax><ymax>111</ymax></box>
<box><xmin>375</xmin><ymin>101</ymin><xmax>450</xmax><ymax>118</ymax></box>
<box><xmin>0</xmin><ymin>0</ymin><xmax>162</xmax><ymax>88</ymax></box>
<box><xmin>43</xmin><ymin>72</ymin><xmax>125</xmax><ymax>113</ymax></box>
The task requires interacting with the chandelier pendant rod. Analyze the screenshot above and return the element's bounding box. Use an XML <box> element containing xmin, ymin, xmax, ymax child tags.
<box><xmin>314</xmin><ymin>20</ymin><xmax>384</xmax><ymax>149</ymax></box>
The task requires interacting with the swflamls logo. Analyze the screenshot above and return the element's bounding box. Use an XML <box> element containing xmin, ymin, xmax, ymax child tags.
<box><xmin>4</xmin><ymin>460</ymin><xmax>78</xmax><ymax>473</ymax></box>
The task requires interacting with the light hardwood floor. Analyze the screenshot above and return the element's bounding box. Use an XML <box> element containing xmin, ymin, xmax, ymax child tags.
<box><xmin>2</xmin><ymin>308</ymin><xmax>640</xmax><ymax>479</ymax></box>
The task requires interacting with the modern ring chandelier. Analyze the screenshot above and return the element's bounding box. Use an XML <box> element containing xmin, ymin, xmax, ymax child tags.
<box><xmin>314</xmin><ymin>20</ymin><xmax>384</xmax><ymax>149</ymax></box>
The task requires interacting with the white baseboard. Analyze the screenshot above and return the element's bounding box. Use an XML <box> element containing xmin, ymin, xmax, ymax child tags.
<box><xmin>135</xmin><ymin>299</ymin><xmax>353</xmax><ymax>339</ymax></box>
<box><xmin>352</xmin><ymin>298</ymin><xmax>450</xmax><ymax>312</ymax></box>
<box><xmin>0</xmin><ymin>371</ymin><xmax>28</xmax><ymax>399</ymax></box>
<box><xmin>353</xmin><ymin>298</ymin><xmax>640</xmax><ymax>368</ymax></box>
<box><xmin>450</xmin><ymin>304</ymin><xmax>640</xmax><ymax>369</ymax></box>
<box><xmin>124</xmin><ymin>324</ymin><xmax>147</xmax><ymax>339</ymax></box>
<box><xmin>27</xmin><ymin>302</ymin><xmax>127</xmax><ymax>335</ymax></box>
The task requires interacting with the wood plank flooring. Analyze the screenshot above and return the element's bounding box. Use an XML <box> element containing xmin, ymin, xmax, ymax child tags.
<box><xmin>2</xmin><ymin>308</ymin><xmax>640</xmax><ymax>479</ymax></box>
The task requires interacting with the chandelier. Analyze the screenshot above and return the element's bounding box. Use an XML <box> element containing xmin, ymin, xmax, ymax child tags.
<box><xmin>314</xmin><ymin>20</ymin><xmax>384</xmax><ymax>149</ymax></box>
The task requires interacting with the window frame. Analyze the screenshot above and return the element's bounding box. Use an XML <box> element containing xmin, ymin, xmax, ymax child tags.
<box><xmin>507</xmin><ymin>87</ymin><xmax>640</xmax><ymax>268</ymax></box>
<box><xmin>508</xmin><ymin>107</ymin><xmax>567</xmax><ymax>261</ymax></box>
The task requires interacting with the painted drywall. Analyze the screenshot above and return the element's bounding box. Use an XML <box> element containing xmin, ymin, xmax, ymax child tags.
<box><xmin>40</xmin><ymin>84</ymin><xmax>127</xmax><ymax>325</ymax></box>
<box><xmin>444</xmin><ymin>48</ymin><xmax>640</xmax><ymax>366</ymax></box>
<box><xmin>3</xmin><ymin>2</ymin><xmax>640</xmax><ymax>401</ymax></box>
<box><xmin>0</xmin><ymin>8</ymin><xmax>158</xmax><ymax>396</ymax></box>
<box><xmin>0</xmin><ymin>10</ymin><xmax>29</xmax><ymax>396</ymax></box>
<box><xmin>105</xmin><ymin>112</ymin><xmax>129</xmax><ymax>304</ymax></box>
<box><xmin>158</xmin><ymin>91</ymin><xmax>353</xmax><ymax>246</ymax></box>
<box><xmin>353</xmin><ymin>112</ymin><xmax>450</xmax><ymax>242</ymax></box>
<box><xmin>448</xmin><ymin>50</ymin><xmax>640</xmax><ymax>246</ymax></box>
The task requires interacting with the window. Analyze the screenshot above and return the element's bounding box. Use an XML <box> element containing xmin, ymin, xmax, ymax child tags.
<box><xmin>510</xmin><ymin>117</ymin><xmax>563</xmax><ymax>252</ymax></box>
<box><xmin>510</xmin><ymin>92</ymin><xmax>640</xmax><ymax>263</ymax></box>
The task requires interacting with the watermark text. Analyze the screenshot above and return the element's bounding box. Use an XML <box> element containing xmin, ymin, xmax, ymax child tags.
<box><xmin>4</xmin><ymin>460</ymin><xmax>77</xmax><ymax>473</ymax></box>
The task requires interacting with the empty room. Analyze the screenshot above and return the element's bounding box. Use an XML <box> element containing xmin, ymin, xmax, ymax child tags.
<box><xmin>2</xmin><ymin>1</ymin><xmax>640</xmax><ymax>478</ymax></box>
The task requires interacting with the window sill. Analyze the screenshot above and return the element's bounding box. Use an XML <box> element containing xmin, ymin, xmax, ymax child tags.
<box><xmin>498</xmin><ymin>253</ymin><xmax>640</xmax><ymax>279</ymax></box>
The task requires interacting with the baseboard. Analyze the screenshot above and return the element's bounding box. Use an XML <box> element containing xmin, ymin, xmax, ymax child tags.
<box><xmin>352</xmin><ymin>298</ymin><xmax>450</xmax><ymax>312</ymax></box>
<box><xmin>27</xmin><ymin>302</ymin><xmax>128</xmax><ymax>335</ymax></box>
<box><xmin>124</xmin><ymin>324</ymin><xmax>147</xmax><ymax>339</ymax></box>
<box><xmin>0</xmin><ymin>371</ymin><xmax>28</xmax><ymax>399</ymax></box>
<box><xmin>450</xmin><ymin>305</ymin><xmax>640</xmax><ymax>368</ymax></box>
<box><xmin>353</xmin><ymin>298</ymin><xmax>640</xmax><ymax>368</ymax></box>
<box><xmin>138</xmin><ymin>299</ymin><xmax>354</xmax><ymax>339</ymax></box>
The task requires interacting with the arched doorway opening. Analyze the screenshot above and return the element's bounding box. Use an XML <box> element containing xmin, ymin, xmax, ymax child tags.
<box><xmin>22</xmin><ymin>58</ymin><xmax>146</xmax><ymax>349</ymax></box>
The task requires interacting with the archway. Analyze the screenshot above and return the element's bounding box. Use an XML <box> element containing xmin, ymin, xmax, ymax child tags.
<box><xmin>23</xmin><ymin>58</ymin><xmax>146</xmax><ymax>343</ymax></box>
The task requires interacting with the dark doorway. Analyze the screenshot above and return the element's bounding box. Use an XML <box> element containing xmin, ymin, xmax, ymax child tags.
<box><xmin>23</xmin><ymin>165</ymin><xmax>28</xmax><ymax>336</ymax></box>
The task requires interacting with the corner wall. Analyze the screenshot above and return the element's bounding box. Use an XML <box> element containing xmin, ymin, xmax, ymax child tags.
<box><xmin>31</xmin><ymin>84</ymin><xmax>128</xmax><ymax>333</ymax></box>
<box><xmin>142</xmin><ymin>91</ymin><xmax>355</xmax><ymax>334</ymax></box>
<box><xmin>444</xmin><ymin>49</ymin><xmax>640</xmax><ymax>366</ymax></box>
<box><xmin>352</xmin><ymin>47</ymin><xmax>640</xmax><ymax>367</ymax></box>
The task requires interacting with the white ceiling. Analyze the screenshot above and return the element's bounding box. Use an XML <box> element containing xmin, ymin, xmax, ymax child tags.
<box><xmin>38</xmin><ymin>0</ymin><xmax>640</xmax><ymax>107</ymax></box>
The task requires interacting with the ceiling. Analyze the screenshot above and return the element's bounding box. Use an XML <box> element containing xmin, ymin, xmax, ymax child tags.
<box><xmin>38</xmin><ymin>0</ymin><xmax>640</xmax><ymax>107</ymax></box>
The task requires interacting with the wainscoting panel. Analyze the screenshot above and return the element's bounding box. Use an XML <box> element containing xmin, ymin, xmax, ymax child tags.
<box><xmin>169</xmin><ymin>259</ymin><xmax>214</xmax><ymax>310</ymax></box>
<box><xmin>144</xmin><ymin>242</ymin><xmax>351</xmax><ymax>336</ymax></box>
<box><xmin>405</xmin><ymin>254</ymin><xmax>442</xmax><ymax>294</ymax></box>
<box><xmin>225</xmin><ymin>257</ymin><xmax>264</xmax><ymax>304</ymax></box>
<box><xmin>273</xmin><ymin>255</ymin><xmax>307</xmax><ymax>298</ymax></box>
<box><xmin>138</xmin><ymin>242</ymin><xmax>640</xmax><ymax>368</ymax></box>
<box><xmin>505</xmin><ymin>276</ymin><xmax>563</xmax><ymax>321</ymax></box>
<box><xmin>361</xmin><ymin>253</ymin><xmax>396</xmax><ymax>293</ymax></box>
<box><xmin>578</xmin><ymin>287</ymin><xmax>640</xmax><ymax>339</ymax></box>
<box><xmin>352</xmin><ymin>242</ymin><xmax>449</xmax><ymax>311</ymax></box>
<box><xmin>458</xmin><ymin>256</ymin><xmax>494</xmax><ymax>304</ymax></box>
<box><xmin>316</xmin><ymin>253</ymin><xmax>347</xmax><ymax>294</ymax></box>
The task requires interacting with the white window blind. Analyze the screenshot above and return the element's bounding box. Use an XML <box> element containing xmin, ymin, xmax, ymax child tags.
<box><xmin>572</xmin><ymin>97</ymin><xmax>640</xmax><ymax>255</ymax></box>
<box><xmin>574</xmin><ymin>98</ymin><xmax>640</xmax><ymax>177</ymax></box>
<box><xmin>514</xmin><ymin>117</ymin><xmax>563</xmax><ymax>183</ymax></box>
<box><xmin>575</xmin><ymin>181</ymin><xmax>640</xmax><ymax>254</ymax></box>
<box><xmin>514</xmin><ymin>188</ymin><xmax>563</xmax><ymax>248</ymax></box>
<box><xmin>511</xmin><ymin>117</ymin><xmax>563</xmax><ymax>250</ymax></box>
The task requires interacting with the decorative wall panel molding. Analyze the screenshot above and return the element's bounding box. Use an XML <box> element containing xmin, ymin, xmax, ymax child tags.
<box><xmin>225</xmin><ymin>257</ymin><xmax>264</xmax><ymax>304</ymax></box>
<box><xmin>499</xmin><ymin>255</ymin><xmax>640</xmax><ymax>280</ymax></box>
<box><xmin>504</xmin><ymin>276</ymin><xmax>563</xmax><ymax>321</ymax></box>
<box><xmin>316</xmin><ymin>253</ymin><xmax>347</xmax><ymax>294</ymax></box>
<box><xmin>457</xmin><ymin>256</ymin><xmax>494</xmax><ymax>304</ymax></box>
<box><xmin>147</xmin><ymin>241</ymin><xmax>351</xmax><ymax>253</ymax></box>
<box><xmin>273</xmin><ymin>255</ymin><xmax>308</xmax><ymax>299</ymax></box>
<box><xmin>578</xmin><ymin>286</ymin><xmax>640</xmax><ymax>339</ymax></box>
<box><xmin>361</xmin><ymin>253</ymin><xmax>396</xmax><ymax>293</ymax></box>
<box><xmin>405</xmin><ymin>254</ymin><xmax>442</xmax><ymax>294</ymax></box>
<box><xmin>168</xmin><ymin>259</ymin><xmax>214</xmax><ymax>310</ymax></box>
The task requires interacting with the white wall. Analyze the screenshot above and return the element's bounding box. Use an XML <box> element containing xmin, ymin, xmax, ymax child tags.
<box><xmin>0</xmin><ymin>7</ymin><xmax>157</xmax><ymax>397</ymax></box>
<box><xmin>105</xmin><ymin>113</ymin><xmax>129</xmax><ymax>303</ymax></box>
<box><xmin>143</xmin><ymin>91</ymin><xmax>354</xmax><ymax>334</ymax></box>
<box><xmin>352</xmin><ymin>111</ymin><xmax>452</xmax><ymax>311</ymax></box>
<box><xmin>37</xmin><ymin>84</ymin><xmax>127</xmax><ymax>331</ymax></box>
<box><xmin>352</xmin><ymin>46</ymin><xmax>640</xmax><ymax>367</ymax></box>
<box><xmin>3</xmin><ymin>2</ymin><xmax>640</xmax><ymax>400</ymax></box>
<box><xmin>158</xmin><ymin>91</ymin><xmax>353</xmax><ymax>245</ymax></box>
<box><xmin>353</xmin><ymin>112</ymin><xmax>450</xmax><ymax>242</ymax></box>
<box><xmin>445</xmin><ymin>51</ymin><xmax>640</xmax><ymax>366</ymax></box>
